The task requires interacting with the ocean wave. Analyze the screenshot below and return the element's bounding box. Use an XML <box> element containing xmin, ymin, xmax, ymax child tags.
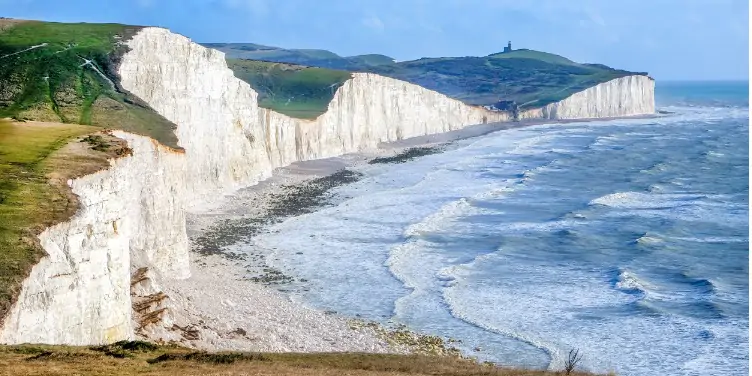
<box><xmin>506</xmin><ymin>134</ymin><xmax>557</xmax><ymax>155</ymax></box>
<box><xmin>589</xmin><ymin>191</ymin><xmax>708</xmax><ymax>210</ymax></box>
<box><xmin>401</xmin><ymin>183</ymin><xmax>519</xmax><ymax>238</ymax></box>
<box><xmin>385</xmin><ymin>242</ymin><xmax>422</xmax><ymax>290</ymax></box>
<box><xmin>680</xmin><ymin>273</ymin><xmax>717</xmax><ymax>295</ymax></box>
<box><xmin>549</xmin><ymin>148</ymin><xmax>580</xmax><ymax>155</ymax></box>
<box><xmin>590</xmin><ymin>191</ymin><xmax>747</xmax><ymax>226</ymax></box>
<box><xmin>614</xmin><ymin>269</ymin><xmax>652</xmax><ymax>296</ymax></box>
<box><xmin>657</xmin><ymin>105</ymin><xmax>749</xmax><ymax>120</ymax></box>
<box><xmin>647</xmin><ymin>183</ymin><xmax>674</xmax><ymax>193</ymax></box>
<box><xmin>612</xmin><ymin>269</ymin><xmax>726</xmax><ymax>321</ymax></box>
<box><xmin>587</xmin><ymin>134</ymin><xmax>623</xmax><ymax>151</ymax></box>
<box><xmin>440</xmin><ymin>280</ymin><xmax>563</xmax><ymax>371</ymax></box>
<box><xmin>403</xmin><ymin>198</ymin><xmax>474</xmax><ymax>237</ymax></box>
<box><xmin>634</xmin><ymin>233</ymin><xmax>663</xmax><ymax>245</ymax></box>
<box><xmin>639</xmin><ymin>162</ymin><xmax>669</xmax><ymax>174</ymax></box>
<box><xmin>474</xmin><ymin>185</ymin><xmax>518</xmax><ymax>201</ymax></box>
<box><xmin>666</xmin><ymin>235</ymin><xmax>749</xmax><ymax>244</ymax></box>
<box><xmin>498</xmin><ymin>220</ymin><xmax>578</xmax><ymax>234</ymax></box>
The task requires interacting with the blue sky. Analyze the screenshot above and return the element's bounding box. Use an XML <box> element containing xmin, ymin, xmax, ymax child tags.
<box><xmin>2</xmin><ymin>0</ymin><xmax>749</xmax><ymax>80</ymax></box>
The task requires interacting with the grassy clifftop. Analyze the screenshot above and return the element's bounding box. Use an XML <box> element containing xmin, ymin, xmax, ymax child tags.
<box><xmin>0</xmin><ymin>20</ymin><xmax>179</xmax><ymax>148</ymax></box>
<box><xmin>205</xmin><ymin>42</ymin><xmax>395</xmax><ymax>71</ymax></box>
<box><xmin>0</xmin><ymin>119</ymin><xmax>130</xmax><ymax>319</ymax></box>
<box><xmin>227</xmin><ymin>59</ymin><xmax>352</xmax><ymax>119</ymax></box>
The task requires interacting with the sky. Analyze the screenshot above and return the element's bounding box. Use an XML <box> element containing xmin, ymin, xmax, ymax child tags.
<box><xmin>1</xmin><ymin>0</ymin><xmax>749</xmax><ymax>80</ymax></box>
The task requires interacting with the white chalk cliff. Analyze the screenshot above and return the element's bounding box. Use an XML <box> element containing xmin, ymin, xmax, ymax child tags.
<box><xmin>520</xmin><ymin>75</ymin><xmax>655</xmax><ymax>120</ymax></box>
<box><xmin>0</xmin><ymin>27</ymin><xmax>655</xmax><ymax>345</ymax></box>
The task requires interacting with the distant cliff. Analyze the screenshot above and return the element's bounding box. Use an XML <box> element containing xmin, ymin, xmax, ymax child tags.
<box><xmin>0</xmin><ymin>27</ymin><xmax>655</xmax><ymax>345</ymax></box>
<box><xmin>521</xmin><ymin>75</ymin><xmax>655</xmax><ymax>119</ymax></box>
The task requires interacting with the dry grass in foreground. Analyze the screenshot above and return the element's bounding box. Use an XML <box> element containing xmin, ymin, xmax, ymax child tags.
<box><xmin>0</xmin><ymin>342</ymin><xmax>602</xmax><ymax>376</ymax></box>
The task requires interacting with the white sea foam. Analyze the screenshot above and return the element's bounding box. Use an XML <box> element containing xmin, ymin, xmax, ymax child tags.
<box><xmin>589</xmin><ymin>191</ymin><xmax>747</xmax><ymax>226</ymax></box>
<box><xmin>640</xmin><ymin>162</ymin><xmax>669</xmax><ymax>174</ymax></box>
<box><xmin>666</xmin><ymin>236</ymin><xmax>749</xmax><ymax>244</ymax></box>
<box><xmin>403</xmin><ymin>198</ymin><xmax>475</xmax><ymax>237</ymax></box>
<box><xmin>635</xmin><ymin>234</ymin><xmax>663</xmax><ymax>245</ymax></box>
<box><xmin>506</xmin><ymin>134</ymin><xmax>557</xmax><ymax>155</ymax></box>
<box><xmin>589</xmin><ymin>191</ymin><xmax>706</xmax><ymax>209</ymax></box>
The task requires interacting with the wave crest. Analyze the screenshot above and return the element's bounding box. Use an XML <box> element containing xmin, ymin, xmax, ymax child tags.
<box><xmin>615</xmin><ymin>269</ymin><xmax>651</xmax><ymax>295</ymax></box>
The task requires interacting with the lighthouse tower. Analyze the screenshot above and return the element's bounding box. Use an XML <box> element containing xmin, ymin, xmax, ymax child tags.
<box><xmin>503</xmin><ymin>41</ymin><xmax>512</xmax><ymax>53</ymax></box>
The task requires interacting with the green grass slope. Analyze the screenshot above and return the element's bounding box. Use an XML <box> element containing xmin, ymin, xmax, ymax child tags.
<box><xmin>203</xmin><ymin>43</ymin><xmax>337</xmax><ymax>60</ymax></box>
<box><xmin>203</xmin><ymin>43</ymin><xmax>395</xmax><ymax>71</ymax></box>
<box><xmin>347</xmin><ymin>54</ymin><xmax>395</xmax><ymax>66</ymax></box>
<box><xmin>487</xmin><ymin>48</ymin><xmax>578</xmax><ymax>65</ymax></box>
<box><xmin>227</xmin><ymin>59</ymin><xmax>351</xmax><ymax>119</ymax></box>
<box><xmin>0</xmin><ymin>20</ymin><xmax>179</xmax><ymax>147</ymax></box>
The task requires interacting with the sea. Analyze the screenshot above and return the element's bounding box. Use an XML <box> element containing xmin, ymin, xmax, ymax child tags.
<box><xmin>249</xmin><ymin>81</ymin><xmax>749</xmax><ymax>376</ymax></box>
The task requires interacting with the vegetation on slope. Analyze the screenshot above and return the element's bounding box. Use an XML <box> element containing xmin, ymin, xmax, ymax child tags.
<box><xmin>207</xmin><ymin>41</ymin><xmax>648</xmax><ymax>111</ymax></box>
<box><xmin>0</xmin><ymin>119</ymin><xmax>130</xmax><ymax>319</ymax></box>
<box><xmin>487</xmin><ymin>49</ymin><xmax>579</xmax><ymax>65</ymax></box>
<box><xmin>0</xmin><ymin>341</ymin><xmax>599</xmax><ymax>376</ymax></box>
<box><xmin>0</xmin><ymin>20</ymin><xmax>179</xmax><ymax>147</ymax></box>
<box><xmin>204</xmin><ymin>42</ymin><xmax>395</xmax><ymax>70</ymax></box>
<box><xmin>367</xmin><ymin>50</ymin><xmax>646</xmax><ymax>108</ymax></box>
<box><xmin>227</xmin><ymin>59</ymin><xmax>352</xmax><ymax>119</ymax></box>
<box><xmin>348</xmin><ymin>54</ymin><xmax>396</xmax><ymax>66</ymax></box>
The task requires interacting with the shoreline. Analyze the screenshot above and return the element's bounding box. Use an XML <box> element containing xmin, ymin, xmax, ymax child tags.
<box><xmin>146</xmin><ymin>114</ymin><xmax>658</xmax><ymax>356</ymax></box>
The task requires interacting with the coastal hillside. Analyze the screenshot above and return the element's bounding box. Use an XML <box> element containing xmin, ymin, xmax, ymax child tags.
<box><xmin>0</xmin><ymin>19</ymin><xmax>179</xmax><ymax>147</ymax></box>
<box><xmin>203</xmin><ymin>42</ymin><xmax>395</xmax><ymax>70</ymax></box>
<box><xmin>369</xmin><ymin>50</ymin><xmax>646</xmax><ymax>108</ymax></box>
<box><xmin>207</xmin><ymin>42</ymin><xmax>648</xmax><ymax>109</ymax></box>
<box><xmin>0</xmin><ymin>18</ymin><xmax>653</xmax><ymax>352</ymax></box>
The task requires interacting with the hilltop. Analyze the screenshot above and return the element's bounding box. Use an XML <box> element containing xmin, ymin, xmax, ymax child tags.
<box><xmin>368</xmin><ymin>49</ymin><xmax>646</xmax><ymax>108</ymax></box>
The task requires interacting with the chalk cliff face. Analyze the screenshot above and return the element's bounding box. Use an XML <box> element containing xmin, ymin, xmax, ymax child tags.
<box><xmin>520</xmin><ymin>75</ymin><xmax>655</xmax><ymax>120</ymax></box>
<box><xmin>0</xmin><ymin>27</ymin><xmax>655</xmax><ymax>345</ymax></box>
<box><xmin>0</xmin><ymin>135</ymin><xmax>185</xmax><ymax>345</ymax></box>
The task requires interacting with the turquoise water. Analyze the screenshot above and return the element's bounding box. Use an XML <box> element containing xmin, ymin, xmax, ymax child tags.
<box><xmin>251</xmin><ymin>81</ymin><xmax>749</xmax><ymax>376</ymax></box>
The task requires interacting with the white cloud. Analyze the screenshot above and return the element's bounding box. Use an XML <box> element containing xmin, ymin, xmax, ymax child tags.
<box><xmin>223</xmin><ymin>0</ymin><xmax>269</xmax><ymax>16</ymax></box>
<box><xmin>361</xmin><ymin>15</ymin><xmax>385</xmax><ymax>32</ymax></box>
<box><xmin>584</xmin><ymin>7</ymin><xmax>606</xmax><ymax>27</ymax></box>
<box><xmin>136</xmin><ymin>0</ymin><xmax>155</xmax><ymax>8</ymax></box>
